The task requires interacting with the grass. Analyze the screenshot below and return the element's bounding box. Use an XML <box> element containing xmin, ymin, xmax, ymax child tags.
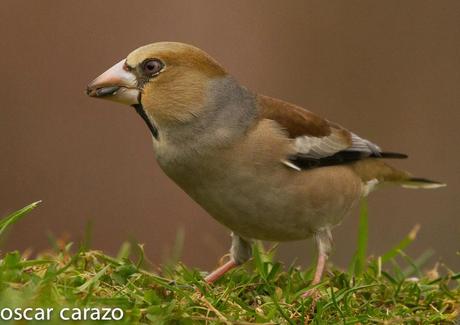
<box><xmin>0</xmin><ymin>202</ymin><xmax>458</xmax><ymax>324</ymax></box>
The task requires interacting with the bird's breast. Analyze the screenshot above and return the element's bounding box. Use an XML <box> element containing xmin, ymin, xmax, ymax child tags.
<box><xmin>151</xmin><ymin>119</ymin><xmax>363</xmax><ymax>241</ymax></box>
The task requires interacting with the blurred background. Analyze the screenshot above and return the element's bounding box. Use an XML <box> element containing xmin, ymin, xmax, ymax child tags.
<box><xmin>0</xmin><ymin>1</ymin><xmax>458</xmax><ymax>270</ymax></box>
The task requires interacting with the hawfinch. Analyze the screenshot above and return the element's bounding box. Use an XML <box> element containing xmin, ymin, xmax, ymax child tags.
<box><xmin>86</xmin><ymin>42</ymin><xmax>445</xmax><ymax>292</ymax></box>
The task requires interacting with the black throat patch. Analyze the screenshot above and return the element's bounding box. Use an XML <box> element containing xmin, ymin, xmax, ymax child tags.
<box><xmin>132</xmin><ymin>104</ymin><xmax>159</xmax><ymax>140</ymax></box>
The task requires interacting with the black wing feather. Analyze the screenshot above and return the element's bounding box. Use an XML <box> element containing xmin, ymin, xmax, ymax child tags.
<box><xmin>289</xmin><ymin>151</ymin><xmax>407</xmax><ymax>169</ymax></box>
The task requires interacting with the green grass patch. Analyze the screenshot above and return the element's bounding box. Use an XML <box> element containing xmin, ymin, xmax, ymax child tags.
<box><xmin>0</xmin><ymin>202</ymin><xmax>458</xmax><ymax>324</ymax></box>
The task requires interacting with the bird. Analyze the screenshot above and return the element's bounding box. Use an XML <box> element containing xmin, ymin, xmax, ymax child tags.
<box><xmin>86</xmin><ymin>42</ymin><xmax>445</xmax><ymax>294</ymax></box>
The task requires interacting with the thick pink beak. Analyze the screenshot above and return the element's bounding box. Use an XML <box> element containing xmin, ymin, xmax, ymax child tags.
<box><xmin>86</xmin><ymin>60</ymin><xmax>140</xmax><ymax>106</ymax></box>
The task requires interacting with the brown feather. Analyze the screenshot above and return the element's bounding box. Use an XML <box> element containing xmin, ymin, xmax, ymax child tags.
<box><xmin>258</xmin><ymin>95</ymin><xmax>336</xmax><ymax>138</ymax></box>
<box><xmin>127</xmin><ymin>42</ymin><xmax>226</xmax><ymax>78</ymax></box>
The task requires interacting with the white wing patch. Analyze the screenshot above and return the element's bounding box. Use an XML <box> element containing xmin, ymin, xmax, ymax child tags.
<box><xmin>293</xmin><ymin>130</ymin><xmax>381</xmax><ymax>159</ymax></box>
<box><xmin>293</xmin><ymin>130</ymin><xmax>348</xmax><ymax>158</ymax></box>
<box><xmin>282</xmin><ymin>126</ymin><xmax>382</xmax><ymax>171</ymax></box>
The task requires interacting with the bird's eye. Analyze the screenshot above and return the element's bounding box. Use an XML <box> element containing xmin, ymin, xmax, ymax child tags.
<box><xmin>141</xmin><ymin>59</ymin><xmax>164</xmax><ymax>76</ymax></box>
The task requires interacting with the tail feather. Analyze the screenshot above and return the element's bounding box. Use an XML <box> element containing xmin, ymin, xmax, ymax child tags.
<box><xmin>374</xmin><ymin>152</ymin><xmax>446</xmax><ymax>189</ymax></box>
<box><xmin>352</xmin><ymin>160</ymin><xmax>446</xmax><ymax>190</ymax></box>
<box><xmin>400</xmin><ymin>177</ymin><xmax>446</xmax><ymax>189</ymax></box>
<box><xmin>378</xmin><ymin>152</ymin><xmax>408</xmax><ymax>159</ymax></box>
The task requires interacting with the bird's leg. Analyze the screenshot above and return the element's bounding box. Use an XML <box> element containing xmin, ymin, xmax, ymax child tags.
<box><xmin>205</xmin><ymin>233</ymin><xmax>252</xmax><ymax>284</ymax></box>
<box><xmin>204</xmin><ymin>260</ymin><xmax>237</xmax><ymax>284</ymax></box>
<box><xmin>302</xmin><ymin>228</ymin><xmax>333</xmax><ymax>298</ymax></box>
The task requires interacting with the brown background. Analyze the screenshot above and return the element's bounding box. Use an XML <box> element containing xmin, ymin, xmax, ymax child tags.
<box><xmin>0</xmin><ymin>1</ymin><xmax>458</xmax><ymax>271</ymax></box>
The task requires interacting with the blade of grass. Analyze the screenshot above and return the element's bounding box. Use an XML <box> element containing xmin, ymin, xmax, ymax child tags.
<box><xmin>77</xmin><ymin>265</ymin><xmax>109</xmax><ymax>292</ymax></box>
<box><xmin>116</xmin><ymin>242</ymin><xmax>132</xmax><ymax>260</ymax></box>
<box><xmin>253</xmin><ymin>241</ymin><xmax>267</xmax><ymax>280</ymax></box>
<box><xmin>80</xmin><ymin>220</ymin><xmax>93</xmax><ymax>252</ymax></box>
<box><xmin>351</xmin><ymin>199</ymin><xmax>368</xmax><ymax>276</ymax></box>
<box><xmin>162</xmin><ymin>227</ymin><xmax>185</xmax><ymax>268</ymax></box>
<box><xmin>0</xmin><ymin>201</ymin><xmax>41</xmax><ymax>236</ymax></box>
<box><xmin>401</xmin><ymin>249</ymin><xmax>434</xmax><ymax>277</ymax></box>
<box><xmin>381</xmin><ymin>224</ymin><xmax>420</xmax><ymax>263</ymax></box>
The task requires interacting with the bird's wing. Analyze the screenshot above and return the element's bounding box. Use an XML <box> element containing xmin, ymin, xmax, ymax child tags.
<box><xmin>258</xmin><ymin>95</ymin><xmax>404</xmax><ymax>170</ymax></box>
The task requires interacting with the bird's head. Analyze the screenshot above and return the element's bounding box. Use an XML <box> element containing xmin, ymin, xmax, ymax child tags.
<box><xmin>86</xmin><ymin>42</ymin><xmax>228</xmax><ymax>138</ymax></box>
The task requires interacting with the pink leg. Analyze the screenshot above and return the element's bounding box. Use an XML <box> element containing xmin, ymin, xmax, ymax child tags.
<box><xmin>311</xmin><ymin>252</ymin><xmax>327</xmax><ymax>286</ymax></box>
<box><xmin>204</xmin><ymin>260</ymin><xmax>238</xmax><ymax>284</ymax></box>
<box><xmin>302</xmin><ymin>251</ymin><xmax>327</xmax><ymax>297</ymax></box>
<box><xmin>205</xmin><ymin>233</ymin><xmax>252</xmax><ymax>284</ymax></box>
<box><xmin>302</xmin><ymin>229</ymin><xmax>331</xmax><ymax>298</ymax></box>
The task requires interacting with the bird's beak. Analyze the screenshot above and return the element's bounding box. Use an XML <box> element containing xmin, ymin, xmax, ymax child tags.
<box><xmin>86</xmin><ymin>59</ymin><xmax>140</xmax><ymax>106</ymax></box>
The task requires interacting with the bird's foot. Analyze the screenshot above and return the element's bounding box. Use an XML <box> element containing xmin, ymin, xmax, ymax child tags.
<box><xmin>299</xmin><ymin>287</ymin><xmax>322</xmax><ymax>315</ymax></box>
<box><xmin>301</xmin><ymin>287</ymin><xmax>321</xmax><ymax>300</ymax></box>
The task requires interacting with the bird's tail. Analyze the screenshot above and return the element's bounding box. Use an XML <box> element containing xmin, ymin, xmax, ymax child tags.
<box><xmin>352</xmin><ymin>160</ymin><xmax>446</xmax><ymax>191</ymax></box>
<box><xmin>372</xmin><ymin>152</ymin><xmax>446</xmax><ymax>189</ymax></box>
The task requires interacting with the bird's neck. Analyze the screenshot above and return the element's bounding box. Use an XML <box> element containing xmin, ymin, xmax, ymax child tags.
<box><xmin>152</xmin><ymin>76</ymin><xmax>258</xmax><ymax>161</ymax></box>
